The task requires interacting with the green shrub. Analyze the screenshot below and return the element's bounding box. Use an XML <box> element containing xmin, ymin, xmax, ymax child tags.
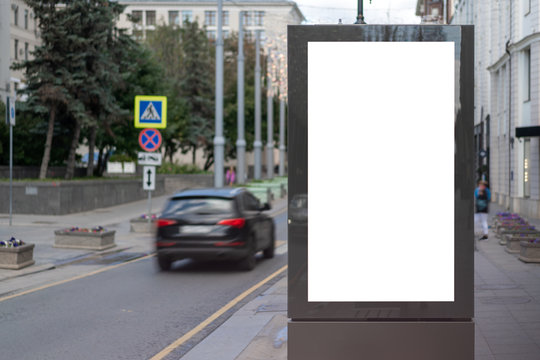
<box><xmin>157</xmin><ymin>162</ymin><xmax>206</xmax><ymax>174</ymax></box>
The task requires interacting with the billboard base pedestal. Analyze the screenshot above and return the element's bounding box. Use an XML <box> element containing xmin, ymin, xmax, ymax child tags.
<box><xmin>289</xmin><ymin>320</ymin><xmax>474</xmax><ymax>360</ymax></box>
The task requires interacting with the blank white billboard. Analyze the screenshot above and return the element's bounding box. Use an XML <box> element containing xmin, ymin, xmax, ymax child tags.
<box><xmin>308</xmin><ymin>41</ymin><xmax>455</xmax><ymax>302</ymax></box>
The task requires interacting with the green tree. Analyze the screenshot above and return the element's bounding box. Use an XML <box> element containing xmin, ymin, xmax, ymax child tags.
<box><xmin>12</xmin><ymin>0</ymin><xmax>87</xmax><ymax>179</ymax></box>
<box><xmin>178</xmin><ymin>21</ymin><xmax>214</xmax><ymax>169</ymax></box>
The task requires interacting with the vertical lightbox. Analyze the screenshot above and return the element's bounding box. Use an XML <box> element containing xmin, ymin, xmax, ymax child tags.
<box><xmin>288</xmin><ymin>25</ymin><xmax>474</xmax><ymax>320</ymax></box>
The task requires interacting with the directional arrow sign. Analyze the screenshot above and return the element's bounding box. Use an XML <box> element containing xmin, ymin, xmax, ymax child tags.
<box><xmin>138</xmin><ymin>152</ymin><xmax>162</xmax><ymax>166</ymax></box>
<box><xmin>143</xmin><ymin>166</ymin><xmax>156</xmax><ymax>191</ymax></box>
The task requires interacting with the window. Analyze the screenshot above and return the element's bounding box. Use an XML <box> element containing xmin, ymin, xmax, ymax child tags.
<box><xmin>205</xmin><ymin>11</ymin><xmax>216</xmax><ymax>26</ymax></box>
<box><xmin>24</xmin><ymin>42</ymin><xmax>28</xmax><ymax>60</ymax></box>
<box><xmin>14</xmin><ymin>39</ymin><xmax>18</xmax><ymax>60</ymax></box>
<box><xmin>206</xmin><ymin>30</ymin><xmax>216</xmax><ymax>40</ymax></box>
<box><xmin>524</xmin><ymin>48</ymin><xmax>531</xmax><ymax>102</ymax></box>
<box><xmin>243</xmin><ymin>11</ymin><xmax>253</xmax><ymax>26</ymax></box>
<box><xmin>163</xmin><ymin>197</ymin><xmax>233</xmax><ymax>216</ymax></box>
<box><xmin>182</xmin><ymin>10</ymin><xmax>193</xmax><ymax>23</ymax></box>
<box><xmin>223</xmin><ymin>11</ymin><xmax>229</xmax><ymax>26</ymax></box>
<box><xmin>146</xmin><ymin>10</ymin><xmax>156</xmax><ymax>26</ymax></box>
<box><xmin>132</xmin><ymin>10</ymin><xmax>143</xmax><ymax>25</ymax></box>
<box><xmin>14</xmin><ymin>6</ymin><xmax>18</xmax><ymax>26</ymax></box>
<box><xmin>24</xmin><ymin>9</ymin><xmax>28</xmax><ymax>29</ymax></box>
<box><xmin>524</xmin><ymin>139</ymin><xmax>530</xmax><ymax>197</ymax></box>
<box><xmin>168</xmin><ymin>11</ymin><xmax>179</xmax><ymax>26</ymax></box>
<box><xmin>243</xmin><ymin>194</ymin><xmax>260</xmax><ymax>211</ymax></box>
<box><xmin>254</xmin><ymin>11</ymin><xmax>264</xmax><ymax>26</ymax></box>
<box><xmin>223</xmin><ymin>30</ymin><xmax>229</xmax><ymax>38</ymax></box>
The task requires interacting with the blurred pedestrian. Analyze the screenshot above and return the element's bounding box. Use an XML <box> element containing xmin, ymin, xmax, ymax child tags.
<box><xmin>475</xmin><ymin>180</ymin><xmax>491</xmax><ymax>240</ymax></box>
<box><xmin>226</xmin><ymin>166</ymin><xmax>236</xmax><ymax>186</ymax></box>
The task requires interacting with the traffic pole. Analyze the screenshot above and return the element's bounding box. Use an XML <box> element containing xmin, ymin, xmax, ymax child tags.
<box><xmin>148</xmin><ymin>190</ymin><xmax>152</xmax><ymax>224</ymax></box>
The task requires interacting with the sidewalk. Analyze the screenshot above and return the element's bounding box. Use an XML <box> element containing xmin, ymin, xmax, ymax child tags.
<box><xmin>178</xmin><ymin>201</ymin><xmax>540</xmax><ymax>360</ymax></box>
<box><xmin>0</xmin><ymin>194</ymin><xmax>171</xmax><ymax>282</ymax></box>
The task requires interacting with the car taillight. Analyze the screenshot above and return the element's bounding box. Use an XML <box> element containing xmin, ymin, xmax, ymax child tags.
<box><xmin>217</xmin><ymin>218</ymin><xmax>246</xmax><ymax>229</ymax></box>
<box><xmin>156</xmin><ymin>219</ymin><xmax>178</xmax><ymax>228</ymax></box>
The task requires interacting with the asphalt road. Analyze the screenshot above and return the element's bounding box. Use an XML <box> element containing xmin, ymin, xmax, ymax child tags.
<box><xmin>0</xmin><ymin>210</ymin><xmax>287</xmax><ymax>360</ymax></box>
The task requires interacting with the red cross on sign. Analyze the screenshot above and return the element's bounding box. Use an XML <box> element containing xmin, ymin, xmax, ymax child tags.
<box><xmin>139</xmin><ymin>128</ymin><xmax>162</xmax><ymax>152</ymax></box>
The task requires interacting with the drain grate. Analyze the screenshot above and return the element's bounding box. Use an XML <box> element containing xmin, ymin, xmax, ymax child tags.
<box><xmin>480</xmin><ymin>296</ymin><xmax>532</xmax><ymax>305</ymax></box>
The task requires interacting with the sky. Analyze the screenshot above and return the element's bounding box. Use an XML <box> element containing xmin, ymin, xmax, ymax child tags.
<box><xmin>295</xmin><ymin>0</ymin><xmax>420</xmax><ymax>25</ymax></box>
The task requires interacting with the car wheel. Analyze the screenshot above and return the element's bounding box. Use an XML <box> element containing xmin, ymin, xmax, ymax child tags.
<box><xmin>263</xmin><ymin>228</ymin><xmax>275</xmax><ymax>259</ymax></box>
<box><xmin>238</xmin><ymin>237</ymin><xmax>256</xmax><ymax>271</ymax></box>
<box><xmin>157</xmin><ymin>254</ymin><xmax>172</xmax><ymax>271</ymax></box>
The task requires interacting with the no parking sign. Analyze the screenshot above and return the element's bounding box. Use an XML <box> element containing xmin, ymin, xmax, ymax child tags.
<box><xmin>139</xmin><ymin>128</ymin><xmax>162</xmax><ymax>152</ymax></box>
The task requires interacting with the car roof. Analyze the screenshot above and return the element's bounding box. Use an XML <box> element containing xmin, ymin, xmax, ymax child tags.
<box><xmin>171</xmin><ymin>187</ymin><xmax>246</xmax><ymax>199</ymax></box>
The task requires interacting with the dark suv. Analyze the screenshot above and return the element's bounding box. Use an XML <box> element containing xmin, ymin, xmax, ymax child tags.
<box><xmin>155</xmin><ymin>188</ymin><xmax>275</xmax><ymax>271</ymax></box>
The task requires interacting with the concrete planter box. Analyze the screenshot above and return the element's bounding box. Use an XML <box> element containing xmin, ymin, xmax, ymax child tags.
<box><xmin>130</xmin><ymin>217</ymin><xmax>156</xmax><ymax>233</ymax></box>
<box><xmin>0</xmin><ymin>244</ymin><xmax>35</xmax><ymax>270</ymax></box>
<box><xmin>496</xmin><ymin>228</ymin><xmax>537</xmax><ymax>240</ymax></box>
<box><xmin>54</xmin><ymin>230</ymin><xmax>116</xmax><ymax>250</ymax></box>
<box><xmin>499</xmin><ymin>233</ymin><xmax>540</xmax><ymax>246</ymax></box>
<box><xmin>519</xmin><ymin>241</ymin><xmax>540</xmax><ymax>263</ymax></box>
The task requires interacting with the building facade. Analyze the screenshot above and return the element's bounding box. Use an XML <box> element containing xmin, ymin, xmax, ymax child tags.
<box><xmin>116</xmin><ymin>0</ymin><xmax>304</xmax><ymax>42</ymax></box>
<box><xmin>451</xmin><ymin>0</ymin><xmax>540</xmax><ymax>218</ymax></box>
<box><xmin>0</xmin><ymin>0</ymin><xmax>40</xmax><ymax>102</ymax></box>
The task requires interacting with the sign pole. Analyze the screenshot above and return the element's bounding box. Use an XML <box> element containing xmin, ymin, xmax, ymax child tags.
<box><xmin>9</xmin><ymin>108</ymin><xmax>13</xmax><ymax>226</ymax></box>
<box><xmin>147</xmin><ymin>190</ymin><xmax>152</xmax><ymax>225</ymax></box>
<box><xmin>7</xmin><ymin>96</ymin><xmax>14</xmax><ymax>226</ymax></box>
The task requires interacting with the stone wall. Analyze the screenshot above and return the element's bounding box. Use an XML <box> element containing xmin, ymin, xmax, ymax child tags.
<box><xmin>0</xmin><ymin>174</ymin><xmax>213</xmax><ymax>215</ymax></box>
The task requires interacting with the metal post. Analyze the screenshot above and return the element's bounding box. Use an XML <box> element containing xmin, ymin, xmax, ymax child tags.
<box><xmin>254</xmin><ymin>31</ymin><xmax>262</xmax><ymax>180</ymax></box>
<box><xmin>279</xmin><ymin>96</ymin><xmax>286</xmax><ymax>177</ymax></box>
<box><xmin>147</xmin><ymin>190</ymin><xmax>152</xmax><ymax>224</ymax></box>
<box><xmin>236</xmin><ymin>11</ymin><xmax>246</xmax><ymax>184</ymax></box>
<box><xmin>214</xmin><ymin>0</ymin><xmax>225</xmax><ymax>187</ymax></box>
<box><xmin>266</xmin><ymin>50</ymin><xmax>274</xmax><ymax>179</ymax></box>
<box><xmin>9</xmin><ymin>101</ymin><xmax>13</xmax><ymax>226</ymax></box>
<box><xmin>355</xmin><ymin>0</ymin><xmax>366</xmax><ymax>24</ymax></box>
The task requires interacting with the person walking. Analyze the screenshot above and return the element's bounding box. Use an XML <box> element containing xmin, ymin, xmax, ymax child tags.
<box><xmin>475</xmin><ymin>180</ymin><xmax>491</xmax><ymax>240</ymax></box>
<box><xmin>226</xmin><ymin>166</ymin><xmax>236</xmax><ymax>186</ymax></box>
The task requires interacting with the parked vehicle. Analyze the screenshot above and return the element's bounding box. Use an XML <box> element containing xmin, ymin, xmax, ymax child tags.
<box><xmin>155</xmin><ymin>187</ymin><xmax>275</xmax><ymax>271</ymax></box>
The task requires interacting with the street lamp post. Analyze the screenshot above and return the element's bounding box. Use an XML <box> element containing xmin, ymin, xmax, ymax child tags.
<box><xmin>266</xmin><ymin>49</ymin><xmax>274</xmax><ymax>179</ymax></box>
<box><xmin>236</xmin><ymin>11</ymin><xmax>246</xmax><ymax>184</ymax></box>
<box><xmin>354</xmin><ymin>0</ymin><xmax>372</xmax><ymax>24</ymax></box>
<box><xmin>254</xmin><ymin>31</ymin><xmax>262</xmax><ymax>180</ymax></box>
<box><xmin>214</xmin><ymin>0</ymin><xmax>225</xmax><ymax>187</ymax></box>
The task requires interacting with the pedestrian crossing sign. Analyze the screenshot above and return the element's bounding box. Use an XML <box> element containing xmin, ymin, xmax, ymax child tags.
<box><xmin>134</xmin><ymin>95</ymin><xmax>167</xmax><ymax>129</ymax></box>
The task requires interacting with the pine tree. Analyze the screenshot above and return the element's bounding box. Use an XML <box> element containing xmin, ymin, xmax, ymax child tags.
<box><xmin>13</xmin><ymin>0</ymin><xmax>86</xmax><ymax>179</ymax></box>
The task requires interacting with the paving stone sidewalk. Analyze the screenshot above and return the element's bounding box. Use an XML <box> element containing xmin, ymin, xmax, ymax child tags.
<box><xmin>178</xmin><ymin>202</ymin><xmax>540</xmax><ymax>360</ymax></box>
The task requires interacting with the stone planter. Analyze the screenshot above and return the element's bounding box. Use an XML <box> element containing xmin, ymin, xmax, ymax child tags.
<box><xmin>496</xmin><ymin>228</ymin><xmax>538</xmax><ymax>240</ymax></box>
<box><xmin>499</xmin><ymin>232</ymin><xmax>540</xmax><ymax>246</ymax></box>
<box><xmin>130</xmin><ymin>217</ymin><xmax>156</xmax><ymax>233</ymax></box>
<box><xmin>0</xmin><ymin>244</ymin><xmax>35</xmax><ymax>270</ymax></box>
<box><xmin>519</xmin><ymin>241</ymin><xmax>540</xmax><ymax>263</ymax></box>
<box><xmin>54</xmin><ymin>230</ymin><xmax>116</xmax><ymax>250</ymax></box>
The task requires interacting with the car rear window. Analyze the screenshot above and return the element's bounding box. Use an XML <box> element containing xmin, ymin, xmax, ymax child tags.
<box><xmin>163</xmin><ymin>197</ymin><xmax>234</xmax><ymax>216</ymax></box>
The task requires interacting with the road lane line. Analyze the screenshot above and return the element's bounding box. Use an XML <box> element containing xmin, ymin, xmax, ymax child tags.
<box><xmin>0</xmin><ymin>253</ymin><xmax>155</xmax><ymax>303</ymax></box>
<box><xmin>270</xmin><ymin>207</ymin><xmax>287</xmax><ymax>217</ymax></box>
<box><xmin>150</xmin><ymin>264</ymin><xmax>288</xmax><ymax>360</ymax></box>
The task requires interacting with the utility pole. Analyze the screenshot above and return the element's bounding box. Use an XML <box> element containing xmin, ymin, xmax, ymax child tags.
<box><xmin>279</xmin><ymin>93</ymin><xmax>286</xmax><ymax>177</ymax></box>
<box><xmin>236</xmin><ymin>11</ymin><xmax>246</xmax><ymax>184</ymax></box>
<box><xmin>266</xmin><ymin>49</ymin><xmax>274</xmax><ymax>179</ymax></box>
<box><xmin>214</xmin><ymin>0</ymin><xmax>225</xmax><ymax>187</ymax></box>
<box><xmin>254</xmin><ymin>31</ymin><xmax>262</xmax><ymax>180</ymax></box>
